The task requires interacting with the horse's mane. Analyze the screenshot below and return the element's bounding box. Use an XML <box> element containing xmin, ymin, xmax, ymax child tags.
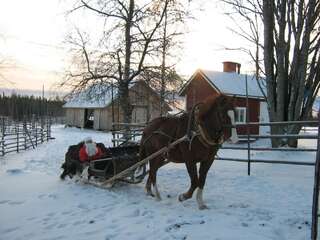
<box><xmin>198</xmin><ymin>94</ymin><xmax>229</xmax><ymax>119</ymax></box>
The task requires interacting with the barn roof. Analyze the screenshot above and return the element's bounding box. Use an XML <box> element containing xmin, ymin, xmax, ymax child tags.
<box><xmin>180</xmin><ymin>69</ymin><xmax>265</xmax><ymax>99</ymax></box>
<box><xmin>63</xmin><ymin>81</ymin><xmax>172</xmax><ymax>110</ymax></box>
<box><xmin>63</xmin><ymin>84</ymin><xmax>119</xmax><ymax>109</ymax></box>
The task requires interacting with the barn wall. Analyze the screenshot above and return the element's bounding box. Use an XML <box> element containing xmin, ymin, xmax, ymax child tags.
<box><xmin>93</xmin><ymin>110</ymin><xmax>100</xmax><ymax>130</ymax></box>
<box><xmin>129</xmin><ymin>82</ymin><xmax>168</xmax><ymax>121</ymax></box>
<box><xmin>65</xmin><ymin>108</ymin><xmax>85</xmax><ymax>128</ymax></box>
<box><xmin>65</xmin><ymin>109</ymin><xmax>74</xmax><ymax>126</ymax></box>
<box><xmin>75</xmin><ymin>109</ymin><xmax>85</xmax><ymax>128</ymax></box>
<box><xmin>65</xmin><ymin>81</ymin><xmax>169</xmax><ymax>131</ymax></box>
<box><xmin>98</xmin><ymin>108</ymin><xmax>110</xmax><ymax>130</ymax></box>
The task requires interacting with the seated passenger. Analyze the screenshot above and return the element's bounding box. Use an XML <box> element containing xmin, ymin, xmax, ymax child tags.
<box><xmin>79</xmin><ymin>137</ymin><xmax>103</xmax><ymax>162</ymax></box>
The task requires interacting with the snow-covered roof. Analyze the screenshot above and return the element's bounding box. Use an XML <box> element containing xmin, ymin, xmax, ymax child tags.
<box><xmin>63</xmin><ymin>84</ymin><xmax>118</xmax><ymax>109</ymax></box>
<box><xmin>181</xmin><ymin>69</ymin><xmax>265</xmax><ymax>99</ymax></box>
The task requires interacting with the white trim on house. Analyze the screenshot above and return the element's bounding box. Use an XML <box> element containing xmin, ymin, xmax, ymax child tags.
<box><xmin>235</xmin><ymin>107</ymin><xmax>247</xmax><ymax>123</ymax></box>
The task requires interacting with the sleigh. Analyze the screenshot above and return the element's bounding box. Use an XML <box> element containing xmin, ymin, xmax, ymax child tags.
<box><xmin>88</xmin><ymin>144</ymin><xmax>147</xmax><ymax>184</ymax></box>
<box><xmin>60</xmin><ymin>134</ymin><xmax>188</xmax><ymax>188</ymax></box>
<box><xmin>60</xmin><ymin>142</ymin><xmax>148</xmax><ymax>186</ymax></box>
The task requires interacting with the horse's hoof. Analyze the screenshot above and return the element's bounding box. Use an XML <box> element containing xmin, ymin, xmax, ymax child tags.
<box><xmin>145</xmin><ymin>189</ymin><xmax>155</xmax><ymax>197</ymax></box>
<box><xmin>198</xmin><ymin>204</ymin><xmax>209</xmax><ymax>210</ymax></box>
<box><xmin>178</xmin><ymin>194</ymin><xmax>187</xmax><ymax>202</ymax></box>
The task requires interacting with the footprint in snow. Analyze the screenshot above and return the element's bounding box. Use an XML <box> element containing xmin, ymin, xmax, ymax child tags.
<box><xmin>61</xmin><ymin>210</ymin><xmax>72</xmax><ymax>215</ymax></box>
<box><xmin>6</xmin><ymin>169</ymin><xmax>24</xmax><ymax>175</ymax></box>
<box><xmin>72</xmin><ymin>220</ymin><xmax>86</xmax><ymax>226</ymax></box>
<box><xmin>125</xmin><ymin>209</ymin><xmax>140</xmax><ymax>217</ymax></box>
<box><xmin>8</xmin><ymin>200</ymin><xmax>25</xmax><ymax>205</ymax></box>
<box><xmin>228</xmin><ymin>203</ymin><xmax>249</xmax><ymax>209</ymax></box>
<box><xmin>77</xmin><ymin>203</ymin><xmax>89</xmax><ymax>210</ymax></box>
<box><xmin>0</xmin><ymin>200</ymin><xmax>10</xmax><ymax>204</ymax></box>
<box><xmin>57</xmin><ymin>223</ymin><xmax>67</xmax><ymax>229</ymax></box>
<box><xmin>2</xmin><ymin>226</ymin><xmax>20</xmax><ymax>234</ymax></box>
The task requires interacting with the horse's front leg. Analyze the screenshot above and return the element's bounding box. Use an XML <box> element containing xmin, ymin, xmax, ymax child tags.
<box><xmin>197</xmin><ymin>158</ymin><xmax>214</xmax><ymax>210</ymax></box>
<box><xmin>179</xmin><ymin>159</ymin><xmax>198</xmax><ymax>202</ymax></box>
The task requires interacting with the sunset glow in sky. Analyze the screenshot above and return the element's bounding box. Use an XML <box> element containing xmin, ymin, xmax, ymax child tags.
<box><xmin>0</xmin><ymin>0</ymin><xmax>252</xmax><ymax>92</ymax></box>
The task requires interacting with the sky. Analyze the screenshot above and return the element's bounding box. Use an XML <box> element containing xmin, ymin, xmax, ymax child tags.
<box><xmin>0</xmin><ymin>0</ymin><xmax>253</xmax><ymax>92</ymax></box>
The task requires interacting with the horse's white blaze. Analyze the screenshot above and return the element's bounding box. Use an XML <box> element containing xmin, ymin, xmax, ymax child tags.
<box><xmin>227</xmin><ymin>110</ymin><xmax>239</xmax><ymax>143</ymax></box>
<box><xmin>196</xmin><ymin>188</ymin><xmax>205</xmax><ymax>208</ymax></box>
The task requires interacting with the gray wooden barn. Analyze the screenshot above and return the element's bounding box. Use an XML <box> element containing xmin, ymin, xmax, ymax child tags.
<box><xmin>63</xmin><ymin>81</ymin><xmax>171</xmax><ymax>131</ymax></box>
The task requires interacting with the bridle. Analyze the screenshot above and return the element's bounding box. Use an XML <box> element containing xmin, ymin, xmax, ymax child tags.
<box><xmin>187</xmin><ymin>103</ymin><xmax>225</xmax><ymax>148</ymax></box>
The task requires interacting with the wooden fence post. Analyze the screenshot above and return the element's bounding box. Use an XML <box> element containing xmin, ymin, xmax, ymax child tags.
<box><xmin>16</xmin><ymin>129</ymin><xmax>19</xmax><ymax>153</ymax></box>
<box><xmin>23</xmin><ymin>120</ymin><xmax>27</xmax><ymax>150</ymax></box>
<box><xmin>35</xmin><ymin>122</ymin><xmax>38</xmax><ymax>147</ymax></box>
<box><xmin>312</xmin><ymin>112</ymin><xmax>320</xmax><ymax>240</ymax></box>
<box><xmin>1</xmin><ymin>117</ymin><xmax>4</xmax><ymax>156</ymax></box>
<box><xmin>46</xmin><ymin>117</ymin><xmax>49</xmax><ymax>141</ymax></box>
<box><xmin>48</xmin><ymin>116</ymin><xmax>52</xmax><ymax>140</ymax></box>
<box><xmin>41</xmin><ymin>118</ymin><xmax>44</xmax><ymax>143</ymax></box>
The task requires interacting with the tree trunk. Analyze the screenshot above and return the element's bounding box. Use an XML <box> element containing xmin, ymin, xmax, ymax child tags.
<box><xmin>121</xmin><ymin>0</ymin><xmax>134</xmax><ymax>138</ymax></box>
<box><xmin>160</xmin><ymin>10</ymin><xmax>168</xmax><ymax>117</ymax></box>
<box><xmin>119</xmin><ymin>82</ymin><xmax>133</xmax><ymax>140</ymax></box>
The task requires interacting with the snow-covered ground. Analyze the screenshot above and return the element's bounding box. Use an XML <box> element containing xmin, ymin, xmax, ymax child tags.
<box><xmin>0</xmin><ymin>125</ymin><xmax>316</xmax><ymax>240</ymax></box>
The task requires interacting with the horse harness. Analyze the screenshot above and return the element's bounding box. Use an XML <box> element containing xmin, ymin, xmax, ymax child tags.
<box><xmin>142</xmin><ymin>103</ymin><xmax>225</xmax><ymax>152</ymax></box>
<box><xmin>187</xmin><ymin>103</ymin><xmax>225</xmax><ymax>150</ymax></box>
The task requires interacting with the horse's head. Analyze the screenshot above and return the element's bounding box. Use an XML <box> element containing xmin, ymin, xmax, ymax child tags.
<box><xmin>197</xmin><ymin>94</ymin><xmax>238</xmax><ymax>144</ymax></box>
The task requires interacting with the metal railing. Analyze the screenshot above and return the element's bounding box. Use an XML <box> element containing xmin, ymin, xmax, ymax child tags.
<box><xmin>218</xmin><ymin>120</ymin><xmax>319</xmax><ymax>175</ymax></box>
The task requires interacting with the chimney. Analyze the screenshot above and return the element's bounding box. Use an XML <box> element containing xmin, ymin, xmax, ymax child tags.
<box><xmin>223</xmin><ymin>61</ymin><xmax>241</xmax><ymax>74</ymax></box>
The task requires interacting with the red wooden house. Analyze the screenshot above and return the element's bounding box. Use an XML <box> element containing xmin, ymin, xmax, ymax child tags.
<box><xmin>179</xmin><ymin>62</ymin><xmax>268</xmax><ymax>135</ymax></box>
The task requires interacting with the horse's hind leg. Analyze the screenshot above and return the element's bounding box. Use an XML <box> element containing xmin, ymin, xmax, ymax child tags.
<box><xmin>152</xmin><ymin>169</ymin><xmax>161</xmax><ymax>201</ymax></box>
<box><xmin>145</xmin><ymin>156</ymin><xmax>162</xmax><ymax>200</ymax></box>
<box><xmin>197</xmin><ymin>158</ymin><xmax>214</xmax><ymax>210</ymax></box>
<box><xmin>145</xmin><ymin>173</ymin><xmax>154</xmax><ymax>196</ymax></box>
<box><xmin>179</xmin><ymin>160</ymin><xmax>198</xmax><ymax>202</ymax></box>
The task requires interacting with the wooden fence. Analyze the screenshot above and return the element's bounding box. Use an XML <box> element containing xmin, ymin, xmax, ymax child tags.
<box><xmin>111</xmin><ymin>122</ymin><xmax>146</xmax><ymax>147</ymax></box>
<box><xmin>0</xmin><ymin>117</ymin><xmax>52</xmax><ymax>156</ymax></box>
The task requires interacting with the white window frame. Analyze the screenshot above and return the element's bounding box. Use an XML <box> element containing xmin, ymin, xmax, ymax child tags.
<box><xmin>235</xmin><ymin>107</ymin><xmax>247</xmax><ymax>123</ymax></box>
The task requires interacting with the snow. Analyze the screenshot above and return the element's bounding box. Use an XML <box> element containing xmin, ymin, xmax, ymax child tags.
<box><xmin>0</xmin><ymin>125</ymin><xmax>316</xmax><ymax>240</ymax></box>
<box><xmin>200</xmin><ymin>70</ymin><xmax>265</xmax><ymax>98</ymax></box>
<box><xmin>63</xmin><ymin>85</ymin><xmax>117</xmax><ymax>109</ymax></box>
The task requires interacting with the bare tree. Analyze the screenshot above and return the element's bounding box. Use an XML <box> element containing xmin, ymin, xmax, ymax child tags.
<box><xmin>224</xmin><ymin>0</ymin><xmax>320</xmax><ymax>147</ymax></box>
<box><xmin>149</xmin><ymin>0</ymin><xmax>188</xmax><ymax>116</ymax></box>
<box><xmin>63</xmin><ymin>0</ymin><xmax>172</xmax><ymax>127</ymax></box>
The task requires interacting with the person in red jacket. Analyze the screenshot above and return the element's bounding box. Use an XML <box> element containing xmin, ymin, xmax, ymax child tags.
<box><xmin>79</xmin><ymin>137</ymin><xmax>103</xmax><ymax>162</ymax></box>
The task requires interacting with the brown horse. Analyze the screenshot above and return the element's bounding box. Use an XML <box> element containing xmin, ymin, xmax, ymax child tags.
<box><xmin>139</xmin><ymin>94</ymin><xmax>238</xmax><ymax>209</ymax></box>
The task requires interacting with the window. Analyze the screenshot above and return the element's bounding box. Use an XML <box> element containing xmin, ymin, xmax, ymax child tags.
<box><xmin>235</xmin><ymin>107</ymin><xmax>246</xmax><ymax>123</ymax></box>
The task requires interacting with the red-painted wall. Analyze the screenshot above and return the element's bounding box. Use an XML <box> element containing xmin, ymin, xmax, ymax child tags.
<box><xmin>182</xmin><ymin>72</ymin><xmax>261</xmax><ymax>135</ymax></box>
<box><xmin>233</xmin><ymin>98</ymin><xmax>260</xmax><ymax>135</ymax></box>
<box><xmin>184</xmin><ymin>73</ymin><xmax>218</xmax><ymax>111</ymax></box>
